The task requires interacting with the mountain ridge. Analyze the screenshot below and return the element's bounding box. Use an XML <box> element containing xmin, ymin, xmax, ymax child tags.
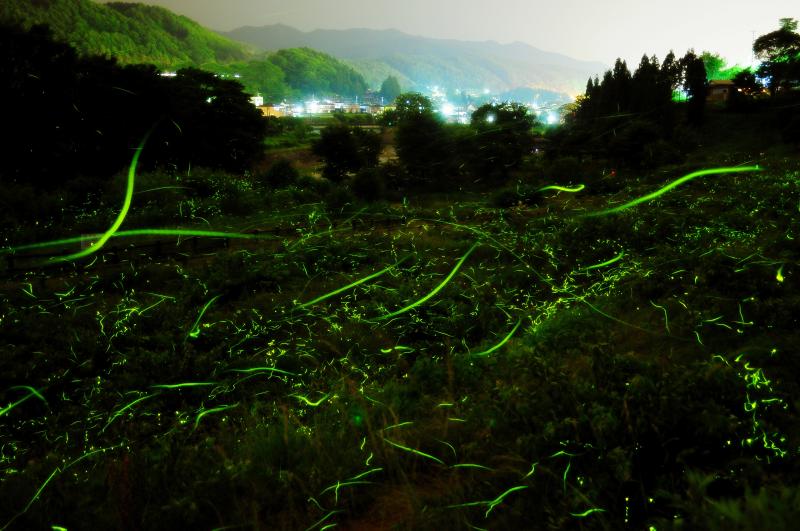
<box><xmin>223</xmin><ymin>24</ymin><xmax>606</xmax><ymax>96</ymax></box>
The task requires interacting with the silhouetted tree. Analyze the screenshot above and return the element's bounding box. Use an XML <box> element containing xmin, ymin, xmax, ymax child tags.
<box><xmin>754</xmin><ymin>18</ymin><xmax>800</xmax><ymax>95</ymax></box>
<box><xmin>312</xmin><ymin>123</ymin><xmax>380</xmax><ymax>182</ymax></box>
<box><xmin>682</xmin><ymin>50</ymin><xmax>708</xmax><ymax>125</ymax></box>
<box><xmin>392</xmin><ymin>92</ymin><xmax>450</xmax><ymax>183</ymax></box>
<box><xmin>469</xmin><ymin>102</ymin><xmax>536</xmax><ymax>180</ymax></box>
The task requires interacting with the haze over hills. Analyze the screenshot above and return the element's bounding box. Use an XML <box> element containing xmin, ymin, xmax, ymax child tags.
<box><xmin>223</xmin><ymin>24</ymin><xmax>607</xmax><ymax>98</ymax></box>
<box><xmin>0</xmin><ymin>0</ymin><xmax>368</xmax><ymax>99</ymax></box>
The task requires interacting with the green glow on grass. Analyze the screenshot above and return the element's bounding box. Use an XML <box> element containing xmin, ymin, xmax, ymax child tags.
<box><xmin>776</xmin><ymin>264</ymin><xmax>785</xmax><ymax>283</ymax></box>
<box><xmin>584</xmin><ymin>166</ymin><xmax>761</xmax><ymax>217</ymax></box>
<box><xmin>297</xmin><ymin>255</ymin><xmax>411</xmax><ymax>308</ymax></box>
<box><xmin>376</xmin><ymin>242</ymin><xmax>480</xmax><ymax>321</ymax></box>
<box><xmin>188</xmin><ymin>295</ymin><xmax>221</xmax><ymax>339</ymax></box>
<box><xmin>570</xmin><ymin>508</ymin><xmax>606</xmax><ymax>518</ymax></box>
<box><xmin>581</xmin><ymin>251</ymin><xmax>625</xmax><ymax>271</ymax></box>
<box><xmin>538</xmin><ymin>184</ymin><xmax>586</xmax><ymax>193</ymax></box>
<box><xmin>194</xmin><ymin>403</ymin><xmax>238</xmax><ymax>430</ymax></box>
<box><xmin>471</xmin><ymin>320</ymin><xmax>521</xmax><ymax>357</ymax></box>
<box><xmin>51</xmin><ymin>134</ymin><xmax>151</xmax><ymax>262</ymax></box>
<box><xmin>383</xmin><ymin>438</ymin><xmax>445</xmax><ymax>465</ymax></box>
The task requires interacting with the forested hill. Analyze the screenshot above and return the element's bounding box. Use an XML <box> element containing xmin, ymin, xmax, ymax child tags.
<box><xmin>0</xmin><ymin>0</ymin><xmax>369</xmax><ymax>98</ymax></box>
<box><xmin>0</xmin><ymin>0</ymin><xmax>251</xmax><ymax>68</ymax></box>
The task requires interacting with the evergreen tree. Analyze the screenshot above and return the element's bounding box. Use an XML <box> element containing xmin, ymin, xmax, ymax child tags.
<box><xmin>682</xmin><ymin>50</ymin><xmax>708</xmax><ymax>125</ymax></box>
<box><xmin>379</xmin><ymin>75</ymin><xmax>401</xmax><ymax>103</ymax></box>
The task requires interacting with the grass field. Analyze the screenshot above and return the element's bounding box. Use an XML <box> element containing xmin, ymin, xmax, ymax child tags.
<box><xmin>1</xmin><ymin>135</ymin><xmax>799</xmax><ymax>530</ymax></box>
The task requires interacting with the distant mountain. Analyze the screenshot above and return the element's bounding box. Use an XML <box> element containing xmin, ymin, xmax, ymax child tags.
<box><xmin>0</xmin><ymin>0</ymin><xmax>251</xmax><ymax>67</ymax></box>
<box><xmin>224</xmin><ymin>24</ymin><xmax>607</xmax><ymax>97</ymax></box>
<box><xmin>0</xmin><ymin>0</ymin><xmax>368</xmax><ymax>99</ymax></box>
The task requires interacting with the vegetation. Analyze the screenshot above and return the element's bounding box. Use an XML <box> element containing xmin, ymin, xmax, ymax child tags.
<box><xmin>0</xmin><ymin>0</ymin><xmax>250</xmax><ymax>67</ymax></box>
<box><xmin>1</xmin><ymin>14</ymin><xmax>800</xmax><ymax>531</ymax></box>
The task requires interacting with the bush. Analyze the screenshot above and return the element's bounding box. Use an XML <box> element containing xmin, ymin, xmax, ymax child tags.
<box><xmin>261</xmin><ymin>158</ymin><xmax>300</xmax><ymax>189</ymax></box>
<box><xmin>351</xmin><ymin>167</ymin><xmax>386</xmax><ymax>202</ymax></box>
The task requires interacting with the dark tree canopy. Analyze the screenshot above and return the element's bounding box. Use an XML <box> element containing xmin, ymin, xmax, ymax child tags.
<box><xmin>312</xmin><ymin>124</ymin><xmax>380</xmax><ymax>182</ymax></box>
<box><xmin>469</xmin><ymin>102</ymin><xmax>536</xmax><ymax>180</ymax></box>
<box><xmin>754</xmin><ymin>18</ymin><xmax>800</xmax><ymax>94</ymax></box>
<box><xmin>0</xmin><ymin>23</ymin><xmax>267</xmax><ymax>188</ymax></box>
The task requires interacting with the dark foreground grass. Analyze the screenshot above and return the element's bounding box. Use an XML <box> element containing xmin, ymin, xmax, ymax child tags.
<box><xmin>1</xmin><ymin>158</ymin><xmax>799</xmax><ymax>530</ymax></box>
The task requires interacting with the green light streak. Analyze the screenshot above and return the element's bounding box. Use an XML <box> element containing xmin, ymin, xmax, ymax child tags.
<box><xmin>584</xmin><ymin>166</ymin><xmax>761</xmax><ymax>217</ymax></box>
<box><xmin>484</xmin><ymin>485</ymin><xmax>528</xmax><ymax>517</ymax></box>
<box><xmin>297</xmin><ymin>256</ymin><xmax>411</xmax><ymax>308</ymax></box>
<box><xmin>290</xmin><ymin>393</ymin><xmax>330</xmax><ymax>407</ymax></box>
<box><xmin>538</xmin><ymin>184</ymin><xmax>585</xmax><ymax>193</ymax></box>
<box><xmin>383</xmin><ymin>421</ymin><xmax>414</xmax><ymax>431</ymax></box>
<box><xmin>376</xmin><ymin>242</ymin><xmax>480</xmax><ymax>321</ymax></box>
<box><xmin>580</xmin><ymin>251</ymin><xmax>625</xmax><ymax>271</ymax></box>
<box><xmin>452</xmin><ymin>463</ymin><xmax>495</xmax><ymax>471</ymax></box>
<box><xmin>228</xmin><ymin>367</ymin><xmax>297</xmax><ymax>377</ymax></box>
<box><xmin>0</xmin><ymin>386</ymin><xmax>48</xmax><ymax>418</ymax></box>
<box><xmin>51</xmin><ymin>134</ymin><xmax>151</xmax><ymax>262</ymax></box>
<box><xmin>194</xmin><ymin>403</ymin><xmax>238</xmax><ymax>430</ymax></box>
<box><xmin>188</xmin><ymin>295</ymin><xmax>221</xmax><ymax>339</ymax></box>
<box><xmin>649</xmin><ymin>301</ymin><xmax>671</xmax><ymax>334</ymax></box>
<box><xmin>383</xmin><ymin>438</ymin><xmax>445</xmax><ymax>465</ymax></box>
<box><xmin>471</xmin><ymin>320</ymin><xmax>521</xmax><ymax>357</ymax></box>
<box><xmin>304</xmin><ymin>510</ymin><xmax>342</xmax><ymax>531</ymax></box>
<box><xmin>569</xmin><ymin>508</ymin><xmax>606</xmax><ymax>518</ymax></box>
<box><xmin>348</xmin><ymin>468</ymin><xmax>383</xmax><ymax>481</ymax></box>
<box><xmin>3</xmin><ymin>445</ymin><xmax>119</xmax><ymax>530</ymax></box>
<box><xmin>1</xmin><ymin>229</ymin><xmax>277</xmax><ymax>256</ymax></box>
<box><xmin>776</xmin><ymin>264</ymin><xmax>785</xmax><ymax>283</ymax></box>
<box><xmin>151</xmin><ymin>382</ymin><xmax>216</xmax><ymax>390</ymax></box>
<box><xmin>320</xmin><ymin>481</ymin><xmax>374</xmax><ymax>503</ymax></box>
<box><xmin>102</xmin><ymin>393</ymin><xmax>157</xmax><ymax>432</ymax></box>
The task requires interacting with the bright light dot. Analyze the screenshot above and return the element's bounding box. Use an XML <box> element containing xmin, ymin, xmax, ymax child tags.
<box><xmin>486</xmin><ymin>113</ymin><xmax>496</xmax><ymax>124</ymax></box>
<box><xmin>547</xmin><ymin>113</ymin><xmax>558</xmax><ymax>125</ymax></box>
<box><xmin>441</xmin><ymin>102</ymin><xmax>455</xmax><ymax>116</ymax></box>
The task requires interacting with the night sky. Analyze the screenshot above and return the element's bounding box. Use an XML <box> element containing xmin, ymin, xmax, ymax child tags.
<box><xmin>99</xmin><ymin>0</ymin><xmax>797</xmax><ymax>66</ymax></box>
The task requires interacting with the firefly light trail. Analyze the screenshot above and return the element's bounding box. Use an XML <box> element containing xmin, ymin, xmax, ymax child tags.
<box><xmin>584</xmin><ymin>166</ymin><xmax>761</xmax><ymax>217</ymax></box>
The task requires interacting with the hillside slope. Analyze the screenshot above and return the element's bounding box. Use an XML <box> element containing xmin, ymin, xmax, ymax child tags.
<box><xmin>0</xmin><ymin>0</ymin><xmax>251</xmax><ymax>67</ymax></box>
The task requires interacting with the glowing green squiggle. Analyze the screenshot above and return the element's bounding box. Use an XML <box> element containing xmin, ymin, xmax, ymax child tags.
<box><xmin>51</xmin><ymin>134</ymin><xmax>152</xmax><ymax>262</ymax></box>
<box><xmin>471</xmin><ymin>320</ymin><xmax>522</xmax><ymax>357</ymax></box>
<box><xmin>584</xmin><ymin>166</ymin><xmax>761</xmax><ymax>217</ymax></box>
<box><xmin>538</xmin><ymin>184</ymin><xmax>585</xmax><ymax>193</ymax></box>
<box><xmin>375</xmin><ymin>242</ymin><xmax>480</xmax><ymax>321</ymax></box>
<box><xmin>187</xmin><ymin>295</ymin><xmax>221</xmax><ymax>339</ymax></box>
<box><xmin>297</xmin><ymin>255</ymin><xmax>411</xmax><ymax>308</ymax></box>
<box><xmin>580</xmin><ymin>251</ymin><xmax>624</xmax><ymax>271</ymax></box>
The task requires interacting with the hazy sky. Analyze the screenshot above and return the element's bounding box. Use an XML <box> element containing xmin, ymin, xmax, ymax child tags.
<box><xmin>103</xmin><ymin>0</ymin><xmax>798</xmax><ymax>67</ymax></box>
